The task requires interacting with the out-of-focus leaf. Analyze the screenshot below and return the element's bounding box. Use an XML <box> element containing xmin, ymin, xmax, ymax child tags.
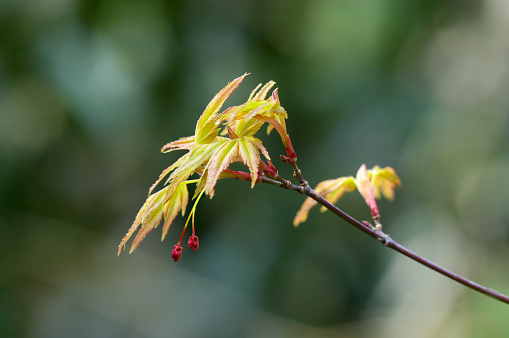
<box><xmin>370</xmin><ymin>165</ymin><xmax>401</xmax><ymax>200</ymax></box>
<box><xmin>293</xmin><ymin>164</ymin><xmax>400</xmax><ymax>226</ymax></box>
<box><xmin>356</xmin><ymin>164</ymin><xmax>379</xmax><ymax>218</ymax></box>
<box><xmin>319</xmin><ymin>177</ymin><xmax>357</xmax><ymax>212</ymax></box>
<box><xmin>293</xmin><ymin>176</ymin><xmax>356</xmax><ymax>226</ymax></box>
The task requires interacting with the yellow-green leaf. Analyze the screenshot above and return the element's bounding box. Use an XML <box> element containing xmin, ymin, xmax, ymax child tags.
<box><xmin>161</xmin><ymin>182</ymin><xmax>189</xmax><ymax>241</ymax></box>
<box><xmin>370</xmin><ymin>165</ymin><xmax>401</xmax><ymax>200</ymax></box>
<box><xmin>161</xmin><ymin>136</ymin><xmax>196</xmax><ymax>153</ymax></box>
<box><xmin>238</xmin><ymin>137</ymin><xmax>261</xmax><ymax>188</ymax></box>
<box><xmin>147</xmin><ymin>155</ymin><xmax>186</xmax><ymax>196</ymax></box>
<box><xmin>195</xmin><ymin>74</ymin><xmax>248</xmax><ymax>144</ymax></box>
<box><xmin>204</xmin><ymin>139</ymin><xmax>240</xmax><ymax>197</ymax></box>
<box><xmin>248</xmin><ymin>136</ymin><xmax>271</xmax><ymax>161</ymax></box>
<box><xmin>293</xmin><ymin>177</ymin><xmax>356</xmax><ymax>227</ymax></box>
<box><xmin>118</xmin><ymin>187</ymin><xmax>168</xmax><ymax>255</ymax></box>
<box><xmin>164</xmin><ymin>139</ymin><xmax>226</xmax><ymax>196</ymax></box>
<box><xmin>293</xmin><ymin>196</ymin><xmax>318</xmax><ymax>227</ymax></box>
<box><xmin>252</xmin><ymin>81</ymin><xmax>275</xmax><ymax>101</ymax></box>
<box><xmin>319</xmin><ymin>176</ymin><xmax>356</xmax><ymax>212</ymax></box>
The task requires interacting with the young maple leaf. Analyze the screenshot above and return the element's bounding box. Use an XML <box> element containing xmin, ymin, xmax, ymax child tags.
<box><xmin>293</xmin><ymin>177</ymin><xmax>356</xmax><ymax>226</ymax></box>
<box><xmin>198</xmin><ymin>79</ymin><xmax>290</xmax><ymax>194</ymax></box>
<box><xmin>218</xmin><ymin>82</ymin><xmax>296</xmax><ymax>160</ymax></box>
<box><xmin>370</xmin><ymin>165</ymin><xmax>401</xmax><ymax>201</ymax></box>
<box><xmin>356</xmin><ymin>164</ymin><xmax>402</xmax><ymax>222</ymax></box>
<box><xmin>195</xmin><ymin>74</ymin><xmax>248</xmax><ymax>145</ymax></box>
<box><xmin>355</xmin><ymin>164</ymin><xmax>380</xmax><ymax>220</ymax></box>
<box><xmin>293</xmin><ymin>165</ymin><xmax>401</xmax><ymax>227</ymax></box>
<box><xmin>118</xmin><ymin>182</ymin><xmax>190</xmax><ymax>255</ymax></box>
<box><xmin>119</xmin><ymin>74</ymin><xmax>293</xmax><ymax>259</ymax></box>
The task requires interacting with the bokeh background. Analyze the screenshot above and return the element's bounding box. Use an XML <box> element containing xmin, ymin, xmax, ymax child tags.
<box><xmin>2</xmin><ymin>0</ymin><xmax>509</xmax><ymax>337</ymax></box>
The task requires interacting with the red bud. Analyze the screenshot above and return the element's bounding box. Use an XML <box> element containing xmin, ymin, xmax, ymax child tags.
<box><xmin>188</xmin><ymin>235</ymin><xmax>199</xmax><ymax>251</ymax></box>
<box><xmin>172</xmin><ymin>244</ymin><xmax>183</xmax><ymax>262</ymax></box>
<box><xmin>285</xmin><ymin>135</ymin><xmax>297</xmax><ymax>161</ymax></box>
<box><xmin>267</xmin><ymin>161</ymin><xmax>278</xmax><ymax>178</ymax></box>
<box><xmin>280</xmin><ymin>155</ymin><xmax>293</xmax><ymax>164</ymax></box>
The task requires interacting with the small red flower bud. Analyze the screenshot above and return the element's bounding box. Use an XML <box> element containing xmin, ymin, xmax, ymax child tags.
<box><xmin>172</xmin><ymin>244</ymin><xmax>183</xmax><ymax>262</ymax></box>
<box><xmin>188</xmin><ymin>235</ymin><xmax>199</xmax><ymax>251</ymax></box>
<box><xmin>285</xmin><ymin>135</ymin><xmax>297</xmax><ymax>161</ymax></box>
<box><xmin>285</xmin><ymin>148</ymin><xmax>297</xmax><ymax>161</ymax></box>
<box><xmin>267</xmin><ymin>160</ymin><xmax>278</xmax><ymax>179</ymax></box>
<box><xmin>280</xmin><ymin>155</ymin><xmax>293</xmax><ymax>164</ymax></box>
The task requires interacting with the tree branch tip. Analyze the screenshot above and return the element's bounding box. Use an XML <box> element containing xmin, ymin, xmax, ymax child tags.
<box><xmin>121</xmin><ymin>75</ymin><xmax>509</xmax><ymax>305</ymax></box>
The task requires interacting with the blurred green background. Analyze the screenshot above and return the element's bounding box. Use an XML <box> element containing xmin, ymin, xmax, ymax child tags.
<box><xmin>2</xmin><ymin>0</ymin><xmax>509</xmax><ymax>337</ymax></box>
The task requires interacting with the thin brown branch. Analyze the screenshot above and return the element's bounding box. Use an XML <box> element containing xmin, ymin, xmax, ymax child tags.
<box><xmin>260</xmin><ymin>173</ymin><xmax>509</xmax><ymax>305</ymax></box>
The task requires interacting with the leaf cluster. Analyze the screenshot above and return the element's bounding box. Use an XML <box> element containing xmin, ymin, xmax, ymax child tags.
<box><xmin>118</xmin><ymin>74</ymin><xmax>291</xmax><ymax>255</ymax></box>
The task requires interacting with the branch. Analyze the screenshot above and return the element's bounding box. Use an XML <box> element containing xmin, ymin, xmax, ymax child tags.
<box><xmin>260</xmin><ymin>173</ymin><xmax>509</xmax><ymax>305</ymax></box>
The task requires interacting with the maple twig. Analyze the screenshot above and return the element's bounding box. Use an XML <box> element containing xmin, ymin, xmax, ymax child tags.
<box><xmin>260</xmin><ymin>174</ymin><xmax>509</xmax><ymax>305</ymax></box>
<box><xmin>120</xmin><ymin>74</ymin><xmax>509</xmax><ymax>304</ymax></box>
